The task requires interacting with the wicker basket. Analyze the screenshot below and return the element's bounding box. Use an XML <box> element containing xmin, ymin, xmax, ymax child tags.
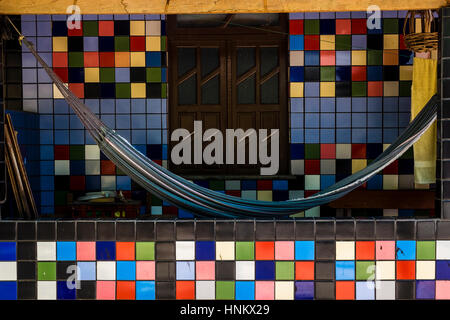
<box><xmin>403</xmin><ymin>10</ymin><xmax>438</xmax><ymax>53</ymax></box>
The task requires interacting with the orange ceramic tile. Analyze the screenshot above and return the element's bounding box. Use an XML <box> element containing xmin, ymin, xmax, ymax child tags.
<box><xmin>53</xmin><ymin>52</ymin><xmax>68</xmax><ymax>68</ymax></box>
<box><xmin>295</xmin><ymin>261</ymin><xmax>314</xmax><ymax>280</ymax></box>
<box><xmin>321</xmin><ymin>144</ymin><xmax>336</xmax><ymax>159</ymax></box>
<box><xmin>383</xmin><ymin>50</ymin><xmax>399</xmax><ymax>65</ymax></box>
<box><xmin>68</xmin><ymin>83</ymin><xmax>84</xmax><ymax>99</ymax></box>
<box><xmin>101</xmin><ymin>160</ymin><xmax>116</xmax><ymax>175</ymax></box>
<box><xmin>396</xmin><ymin>261</ymin><xmax>415</xmax><ymax>280</ymax></box>
<box><xmin>176</xmin><ymin>281</ymin><xmax>195</xmax><ymax>299</ymax></box>
<box><xmin>336</xmin><ymin>19</ymin><xmax>351</xmax><ymax>35</ymax></box>
<box><xmin>320</xmin><ymin>51</ymin><xmax>335</xmax><ymax>66</ymax></box>
<box><xmin>367</xmin><ymin>81</ymin><xmax>383</xmax><ymax>97</ymax></box>
<box><xmin>336</xmin><ymin>281</ymin><xmax>355</xmax><ymax>300</ymax></box>
<box><xmin>116</xmin><ymin>242</ymin><xmax>135</xmax><ymax>260</ymax></box>
<box><xmin>255</xmin><ymin>242</ymin><xmax>275</xmax><ymax>260</ymax></box>
<box><xmin>116</xmin><ymin>281</ymin><xmax>135</xmax><ymax>300</ymax></box>
<box><xmin>355</xmin><ymin>241</ymin><xmax>375</xmax><ymax>260</ymax></box>
<box><xmin>115</xmin><ymin>52</ymin><xmax>130</xmax><ymax>67</ymax></box>
<box><xmin>98</xmin><ymin>21</ymin><xmax>114</xmax><ymax>36</ymax></box>
<box><xmin>99</xmin><ymin>52</ymin><xmax>115</xmax><ymax>67</ymax></box>
<box><xmin>84</xmin><ymin>52</ymin><xmax>99</xmax><ymax>67</ymax></box>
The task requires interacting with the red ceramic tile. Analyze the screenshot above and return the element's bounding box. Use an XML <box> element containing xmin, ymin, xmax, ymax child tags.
<box><xmin>154</xmin><ymin>160</ymin><xmax>163</xmax><ymax>166</ymax></box>
<box><xmin>98</xmin><ymin>21</ymin><xmax>114</xmax><ymax>36</ymax></box>
<box><xmin>68</xmin><ymin>25</ymin><xmax>83</xmax><ymax>36</ymax></box>
<box><xmin>351</xmin><ymin>19</ymin><xmax>367</xmax><ymax>34</ymax></box>
<box><xmin>84</xmin><ymin>52</ymin><xmax>99</xmax><ymax>67</ymax></box>
<box><xmin>352</xmin><ymin>66</ymin><xmax>366</xmax><ymax>81</ymax></box>
<box><xmin>101</xmin><ymin>160</ymin><xmax>116</xmax><ymax>175</ymax></box>
<box><xmin>399</xmin><ymin>35</ymin><xmax>407</xmax><ymax>50</ymax></box>
<box><xmin>295</xmin><ymin>261</ymin><xmax>314</xmax><ymax>280</ymax></box>
<box><xmin>320</xmin><ymin>144</ymin><xmax>336</xmax><ymax>159</ymax></box>
<box><xmin>351</xmin><ymin>144</ymin><xmax>366</xmax><ymax>159</ymax></box>
<box><xmin>336</xmin><ymin>281</ymin><xmax>355</xmax><ymax>300</ymax></box>
<box><xmin>68</xmin><ymin>83</ymin><xmax>84</xmax><ymax>98</ymax></box>
<box><xmin>304</xmin><ymin>35</ymin><xmax>320</xmax><ymax>50</ymax></box>
<box><xmin>163</xmin><ymin>206</ymin><xmax>178</xmax><ymax>215</ymax></box>
<box><xmin>176</xmin><ymin>281</ymin><xmax>195</xmax><ymax>299</ymax></box>
<box><xmin>304</xmin><ymin>160</ymin><xmax>320</xmax><ymax>175</ymax></box>
<box><xmin>289</xmin><ymin>20</ymin><xmax>304</xmax><ymax>35</ymax></box>
<box><xmin>255</xmin><ymin>241</ymin><xmax>274</xmax><ymax>260</ymax></box>
<box><xmin>257</xmin><ymin>180</ymin><xmax>272</xmax><ymax>190</ymax></box>
<box><xmin>99</xmin><ymin>52</ymin><xmax>115</xmax><ymax>67</ymax></box>
<box><xmin>368</xmin><ymin>81</ymin><xmax>383</xmax><ymax>97</ymax></box>
<box><xmin>320</xmin><ymin>51</ymin><xmax>335</xmax><ymax>66</ymax></box>
<box><xmin>305</xmin><ymin>190</ymin><xmax>319</xmax><ymax>197</ymax></box>
<box><xmin>70</xmin><ymin>176</ymin><xmax>85</xmax><ymax>191</ymax></box>
<box><xmin>130</xmin><ymin>36</ymin><xmax>146</xmax><ymax>51</ymax></box>
<box><xmin>53</xmin><ymin>67</ymin><xmax>69</xmax><ymax>83</ymax></box>
<box><xmin>116</xmin><ymin>242</ymin><xmax>135</xmax><ymax>261</ymax></box>
<box><xmin>355</xmin><ymin>241</ymin><xmax>375</xmax><ymax>260</ymax></box>
<box><xmin>53</xmin><ymin>52</ymin><xmax>68</xmax><ymax>67</ymax></box>
<box><xmin>383</xmin><ymin>160</ymin><xmax>398</xmax><ymax>175</ymax></box>
<box><xmin>396</xmin><ymin>261</ymin><xmax>415</xmax><ymax>280</ymax></box>
<box><xmin>225</xmin><ymin>190</ymin><xmax>241</xmax><ymax>197</ymax></box>
<box><xmin>336</xmin><ymin>19</ymin><xmax>351</xmax><ymax>35</ymax></box>
<box><xmin>54</xmin><ymin>145</ymin><xmax>69</xmax><ymax>160</ymax></box>
<box><xmin>116</xmin><ymin>281</ymin><xmax>135</xmax><ymax>300</ymax></box>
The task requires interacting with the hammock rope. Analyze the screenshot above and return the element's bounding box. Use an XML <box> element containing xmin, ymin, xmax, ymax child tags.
<box><xmin>19</xmin><ymin>35</ymin><xmax>438</xmax><ymax>218</ymax></box>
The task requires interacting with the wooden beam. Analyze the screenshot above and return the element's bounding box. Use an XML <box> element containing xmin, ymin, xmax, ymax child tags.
<box><xmin>0</xmin><ymin>0</ymin><xmax>446</xmax><ymax>15</ymax></box>
<box><xmin>328</xmin><ymin>190</ymin><xmax>435</xmax><ymax>209</ymax></box>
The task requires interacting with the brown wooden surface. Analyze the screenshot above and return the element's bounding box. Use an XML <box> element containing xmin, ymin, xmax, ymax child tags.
<box><xmin>329</xmin><ymin>190</ymin><xmax>435</xmax><ymax>209</ymax></box>
<box><xmin>0</xmin><ymin>0</ymin><xmax>446</xmax><ymax>14</ymax></box>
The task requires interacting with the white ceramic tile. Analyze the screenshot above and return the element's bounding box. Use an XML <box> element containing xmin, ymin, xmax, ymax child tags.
<box><xmin>275</xmin><ymin>281</ymin><xmax>294</xmax><ymax>300</ymax></box>
<box><xmin>85</xmin><ymin>160</ymin><xmax>100</xmax><ymax>175</ymax></box>
<box><xmin>0</xmin><ymin>262</ymin><xmax>17</xmax><ymax>280</ymax></box>
<box><xmin>235</xmin><ymin>261</ymin><xmax>255</xmax><ymax>280</ymax></box>
<box><xmin>145</xmin><ymin>21</ymin><xmax>161</xmax><ymax>35</ymax></box>
<box><xmin>336</xmin><ymin>241</ymin><xmax>355</xmax><ymax>260</ymax></box>
<box><xmin>37</xmin><ymin>281</ymin><xmax>57</xmax><ymax>300</ymax></box>
<box><xmin>241</xmin><ymin>190</ymin><xmax>257</xmax><ymax>200</ymax></box>
<box><xmin>85</xmin><ymin>145</ymin><xmax>100</xmax><ymax>160</ymax></box>
<box><xmin>437</xmin><ymin>241</ymin><xmax>450</xmax><ymax>259</ymax></box>
<box><xmin>416</xmin><ymin>261</ymin><xmax>435</xmax><ymax>280</ymax></box>
<box><xmin>216</xmin><ymin>242</ymin><xmax>235</xmax><ymax>261</ymax></box>
<box><xmin>97</xmin><ymin>261</ymin><xmax>116</xmax><ymax>280</ymax></box>
<box><xmin>225</xmin><ymin>180</ymin><xmax>240</xmax><ymax>190</ymax></box>
<box><xmin>54</xmin><ymin>160</ymin><xmax>70</xmax><ymax>175</ymax></box>
<box><xmin>176</xmin><ymin>241</ymin><xmax>195</xmax><ymax>260</ymax></box>
<box><xmin>290</xmin><ymin>160</ymin><xmax>304</xmax><ymax>175</ymax></box>
<box><xmin>375</xmin><ymin>281</ymin><xmax>395</xmax><ymax>300</ymax></box>
<box><xmin>101</xmin><ymin>176</ymin><xmax>116</xmax><ymax>191</ymax></box>
<box><xmin>375</xmin><ymin>261</ymin><xmax>395</xmax><ymax>280</ymax></box>
<box><xmin>196</xmin><ymin>281</ymin><xmax>215</xmax><ymax>300</ymax></box>
<box><xmin>37</xmin><ymin>242</ymin><xmax>56</xmax><ymax>261</ymax></box>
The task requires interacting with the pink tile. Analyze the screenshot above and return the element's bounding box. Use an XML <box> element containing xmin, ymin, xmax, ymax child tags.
<box><xmin>255</xmin><ymin>281</ymin><xmax>274</xmax><ymax>300</ymax></box>
<box><xmin>376</xmin><ymin>241</ymin><xmax>395</xmax><ymax>260</ymax></box>
<box><xmin>77</xmin><ymin>242</ymin><xmax>96</xmax><ymax>261</ymax></box>
<box><xmin>136</xmin><ymin>261</ymin><xmax>155</xmax><ymax>280</ymax></box>
<box><xmin>275</xmin><ymin>241</ymin><xmax>295</xmax><ymax>260</ymax></box>
<box><xmin>196</xmin><ymin>261</ymin><xmax>215</xmax><ymax>280</ymax></box>
<box><xmin>97</xmin><ymin>281</ymin><xmax>116</xmax><ymax>300</ymax></box>
<box><xmin>436</xmin><ymin>281</ymin><xmax>450</xmax><ymax>299</ymax></box>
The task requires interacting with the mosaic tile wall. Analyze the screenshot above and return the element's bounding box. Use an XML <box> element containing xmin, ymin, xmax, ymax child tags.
<box><xmin>0</xmin><ymin>219</ymin><xmax>449</xmax><ymax>300</ymax></box>
<box><xmin>9</xmin><ymin>12</ymin><xmax>425</xmax><ymax>217</ymax></box>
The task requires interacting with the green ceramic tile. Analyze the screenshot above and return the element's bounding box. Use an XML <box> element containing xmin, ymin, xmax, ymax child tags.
<box><xmin>38</xmin><ymin>262</ymin><xmax>56</xmax><ymax>281</ymax></box>
<box><xmin>115</xmin><ymin>36</ymin><xmax>130</xmax><ymax>52</ymax></box>
<box><xmin>216</xmin><ymin>281</ymin><xmax>235</xmax><ymax>300</ymax></box>
<box><xmin>335</xmin><ymin>35</ymin><xmax>351</xmax><ymax>51</ymax></box>
<box><xmin>54</xmin><ymin>191</ymin><xmax>67</xmax><ymax>206</ymax></box>
<box><xmin>399</xmin><ymin>81</ymin><xmax>412</xmax><ymax>97</ymax></box>
<box><xmin>209</xmin><ymin>180</ymin><xmax>225</xmax><ymax>191</ymax></box>
<box><xmin>70</xmin><ymin>145</ymin><xmax>85</xmax><ymax>160</ymax></box>
<box><xmin>147</xmin><ymin>68</ymin><xmax>161</xmax><ymax>83</ymax></box>
<box><xmin>383</xmin><ymin>18</ymin><xmax>399</xmax><ymax>34</ymax></box>
<box><xmin>417</xmin><ymin>241</ymin><xmax>436</xmax><ymax>260</ymax></box>
<box><xmin>236</xmin><ymin>242</ymin><xmax>254</xmax><ymax>260</ymax></box>
<box><xmin>83</xmin><ymin>21</ymin><xmax>98</xmax><ymax>36</ymax></box>
<box><xmin>116</xmin><ymin>83</ymin><xmax>131</xmax><ymax>98</ymax></box>
<box><xmin>68</xmin><ymin>52</ymin><xmax>84</xmax><ymax>68</ymax></box>
<box><xmin>321</xmin><ymin>67</ymin><xmax>335</xmax><ymax>81</ymax></box>
<box><xmin>150</xmin><ymin>195</ymin><xmax>162</xmax><ymax>206</ymax></box>
<box><xmin>116</xmin><ymin>167</ymin><xmax>126</xmax><ymax>175</ymax></box>
<box><xmin>352</xmin><ymin>82</ymin><xmax>366</xmax><ymax>97</ymax></box>
<box><xmin>161</xmin><ymin>83</ymin><xmax>167</xmax><ymax>98</ymax></box>
<box><xmin>136</xmin><ymin>242</ymin><xmax>155</xmax><ymax>260</ymax></box>
<box><xmin>400</xmin><ymin>147</ymin><xmax>414</xmax><ymax>160</ymax></box>
<box><xmin>305</xmin><ymin>144</ymin><xmax>320</xmax><ymax>159</ymax></box>
<box><xmin>100</xmin><ymin>68</ymin><xmax>115</xmax><ymax>83</ymax></box>
<box><xmin>276</xmin><ymin>261</ymin><xmax>294</xmax><ymax>280</ymax></box>
<box><xmin>356</xmin><ymin>261</ymin><xmax>375</xmax><ymax>281</ymax></box>
<box><xmin>304</xmin><ymin>20</ymin><xmax>319</xmax><ymax>35</ymax></box>
<box><xmin>367</xmin><ymin>50</ymin><xmax>383</xmax><ymax>65</ymax></box>
<box><xmin>160</xmin><ymin>36</ymin><xmax>167</xmax><ymax>52</ymax></box>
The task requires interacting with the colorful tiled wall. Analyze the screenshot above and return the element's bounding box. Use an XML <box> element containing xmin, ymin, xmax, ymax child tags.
<box><xmin>11</xmin><ymin>12</ymin><xmax>426</xmax><ymax>217</ymax></box>
<box><xmin>0</xmin><ymin>219</ymin><xmax>449</xmax><ymax>300</ymax></box>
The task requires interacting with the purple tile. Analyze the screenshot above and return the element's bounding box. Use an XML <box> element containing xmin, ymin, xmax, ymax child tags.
<box><xmin>23</xmin><ymin>69</ymin><xmax>37</xmax><ymax>83</ymax></box>
<box><xmin>351</xmin><ymin>11</ymin><xmax>366</xmax><ymax>18</ymax></box>
<box><xmin>295</xmin><ymin>281</ymin><xmax>314</xmax><ymax>300</ymax></box>
<box><xmin>291</xmin><ymin>98</ymin><xmax>303</xmax><ymax>113</ymax></box>
<box><xmin>382</xmin><ymin>11</ymin><xmax>398</xmax><ymax>18</ymax></box>
<box><xmin>416</xmin><ymin>281</ymin><xmax>435</xmax><ymax>299</ymax></box>
<box><xmin>115</xmin><ymin>68</ymin><xmax>130</xmax><ymax>83</ymax></box>
<box><xmin>22</xmin><ymin>21</ymin><xmax>36</xmax><ymax>36</ymax></box>
<box><xmin>98</xmin><ymin>15</ymin><xmax>114</xmax><ymax>20</ymax></box>
<box><xmin>39</xmin><ymin>52</ymin><xmax>52</xmax><ymax>67</ymax></box>
<box><xmin>37</xmin><ymin>37</ymin><xmax>52</xmax><ymax>52</ymax></box>
<box><xmin>305</xmin><ymin>12</ymin><xmax>320</xmax><ymax>19</ymax></box>
<box><xmin>52</xmin><ymin>15</ymin><xmax>68</xmax><ymax>21</ymax></box>
<box><xmin>305</xmin><ymin>98</ymin><xmax>319</xmax><ymax>112</ymax></box>
<box><xmin>114</xmin><ymin>15</ymin><xmax>130</xmax><ymax>20</ymax></box>
<box><xmin>37</xmin><ymin>21</ymin><xmax>52</xmax><ymax>36</ymax></box>
<box><xmin>130</xmin><ymin>15</ymin><xmax>145</xmax><ymax>20</ymax></box>
<box><xmin>22</xmin><ymin>15</ymin><xmax>36</xmax><ymax>22</ymax></box>
<box><xmin>336</xmin><ymin>12</ymin><xmax>351</xmax><ymax>19</ymax></box>
<box><xmin>38</xmin><ymin>68</ymin><xmax>52</xmax><ymax>83</ymax></box>
<box><xmin>352</xmin><ymin>35</ymin><xmax>367</xmax><ymax>50</ymax></box>
<box><xmin>336</xmin><ymin>51</ymin><xmax>351</xmax><ymax>66</ymax></box>
<box><xmin>145</xmin><ymin>15</ymin><xmax>161</xmax><ymax>20</ymax></box>
<box><xmin>436</xmin><ymin>261</ymin><xmax>450</xmax><ymax>280</ymax></box>
<box><xmin>37</xmin><ymin>15</ymin><xmax>51</xmax><ymax>21</ymax></box>
<box><xmin>82</xmin><ymin>15</ymin><xmax>98</xmax><ymax>21</ymax></box>
<box><xmin>289</xmin><ymin>13</ymin><xmax>304</xmax><ymax>20</ymax></box>
<box><xmin>320</xmin><ymin>12</ymin><xmax>335</xmax><ymax>19</ymax></box>
<box><xmin>304</xmin><ymin>82</ymin><xmax>320</xmax><ymax>97</ymax></box>
<box><xmin>84</xmin><ymin>37</ymin><xmax>98</xmax><ymax>52</ymax></box>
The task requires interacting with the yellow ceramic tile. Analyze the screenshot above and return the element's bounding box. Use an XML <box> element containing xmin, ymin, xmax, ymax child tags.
<box><xmin>320</xmin><ymin>35</ymin><xmax>335</xmax><ymax>50</ymax></box>
<box><xmin>351</xmin><ymin>50</ymin><xmax>366</xmax><ymax>65</ymax></box>
<box><xmin>131</xmin><ymin>83</ymin><xmax>146</xmax><ymax>98</ymax></box>
<box><xmin>85</xmin><ymin>68</ymin><xmax>99</xmax><ymax>82</ymax></box>
<box><xmin>383</xmin><ymin>50</ymin><xmax>399</xmax><ymax>65</ymax></box>
<box><xmin>320</xmin><ymin>82</ymin><xmax>335</xmax><ymax>97</ymax></box>
<box><xmin>257</xmin><ymin>191</ymin><xmax>272</xmax><ymax>201</ymax></box>
<box><xmin>383</xmin><ymin>175</ymin><xmax>398</xmax><ymax>190</ymax></box>
<box><xmin>115</xmin><ymin>52</ymin><xmax>130</xmax><ymax>67</ymax></box>
<box><xmin>130</xmin><ymin>21</ymin><xmax>145</xmax><ymax>36</ymax></box>
<box><xmin>383</xmin><ymin>81</ymin><xmax>399</xmax><ymax>96</ymax></box>
<box><xmin>382</xmin><ymin>144</ymin><xmax>390</xmax><ymax>152</ymax></box>
<box><xmin>336</xmin><ymin>144</ymin><xmax>351</xmax><ymax>159</ymax></box>
<box><xmin>290</xmin><ymin>51</ymin><xmax>304</xmax><ymax>66</ymax></box>
<box><xmin>53</xmin><ymin>83</ymin><xmax>64</xmax><ymax>99</ymax></box>
<box><xmin>352</xmin><ymin>159</ymin><xmax>367</xmax><ymax>174</ymax></box>
<box><xmin>146</xmin><ymin>21</ymin><xmax>161</xmax><ymax>36</ymax></box>
<box><xmin>53</xmin><ymin>37</ymin><xmax>67</xmax><ymax>52</ymax></box>
<box><xmin>146</xmin><ymin>36</ymin><xmax>161</xmax><ymax>51</ymax></box>
<box><xmin>399</xmin><ymin>65</ymin><xmax>413</xmax><ymax>81</ymax></box>
<box><xmin>383</xmin><ymin>35</ymin><xmax>398</xmax><ymax>50</ymax></box>
<box><xmin>290</xmin><ymin>82</ymin><xmax>304</xmax><ymax>98</ymax></box>
<box><xmin>130</xmin><ymin>52</ymin><xmax>146</xmax><ymax>67</ymax></box>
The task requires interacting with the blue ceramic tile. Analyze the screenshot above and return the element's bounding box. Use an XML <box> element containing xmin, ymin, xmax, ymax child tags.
<box><xmin>96</xmin><ymin>241</ymin><xmax>116</xmax><ymax>261</ymax></box>
<box><xmin>304</xmin><ymin>51</ymin><xmax>320</xmax><ymax>66</ymax></box>
<box><xmin>352</xmin><ymin>113</ymin><xmax>366</xmax><ymax>128</ymax></box>
<box><xmin>147</xmin><ymin>114</ymin><xmax>162</xmax><ymax>129</ymax></box>
<box><xmin>54</xmin><ymin>130</ymin><xmax>70</xmax><ymax>144</ymax></box>
<box><xmin>367</xmin><ymin>129</ymin><xmax>382</xmax><ymax>143</ymax></box>
<box><xmin>176</xmin><ymin>261</ymin><xmax>195</xmax><ymax>280</ymax></box>
<box><xmin>117</xmin><ymin>261</ymin><xmax>136</xmax><ymax>280</ymax></box>
<box><xmin>336</xmin><ymin>261</ymin><xmax>355</xmax><ymax>280</ymax></box>
<box><xmin>195</xmin><ymin>241</ymin><xmax>215</xmax><ymax>261</ymax></box>
<box><xmin>0</xmin><ymin>282</ymin><xmax>17</xmax><ymax>300</ymax></box>
<box><xmin>367</xmin><ymin>66</ymin><xmax>383</xmax><ymax>81</ymax></box>
<box><xmin>255</xmin><ymin>261</ymin><xmax>275</xmax><ymax>280</ymax></box>
<box><xmin>320</xmin><ymin>98</ymin><xmax>335</xmax><ymax>112</ymax></box>
<box><xmin>57</xmin><ymin>242</ymin><xmax>76</xmax><ymax>261</ymax></box>
<box><xmin>336</xmin><ymin>66</ymin><xmax>351</xmax><ymax>81</ymax></box>
<box><xmin>0</xmin><ymin>243</ymin><xmax>16</xmax><ymax>261</ymax></box>
<box><xmin>273</xmin><ymin>180</ymin><xmax>289</xmax><ymax>190</ymax></box>
<box><xmin>436</xmin><ymin>261</ymin><xmax>450</xmax><ymax>280</ymax></box>
<box><xmin>336</xmin><ymin>129</ymin><xmax>351</xmax><ymax>143</ymax></box>
<box><xmin>136</xmin><ymin>281</ymin><xmax>156</xmax><ymax>300</ymax></box>
<box><xmin>241</xmin><ymin>180</ymin><xmax>257</xmax><ymax>190</ymax></box>
<box><xmin>236</xmin><ymin>281</ymin><xmax>255</xmax><ymax>300</ymax></box>
<box><xmin>383</xmin><ymin>113</ymin><xmax>398</xmax><ymax>128</ymax></box>
<box><xmin>352</xmin><ymin>129</ymin><xmax>367</xmax><ymax>143</ymax></box>
<box><xmin>116</xmin><ymin>176</ymin><xmax>131</xmax><ymax>190</ymax></box>
<box><xmin>295</xmin><ymin>281</ymin><xmax>314</xmax><ymax>300</ymax></box>
<box><xmin>146</xmin><ymin>52</ymin><xmax>161</xmax><ymax>67</ymax></box>
<box><xmin>295</xmin><ymin>241</ymin><xmax>315</xmax><ymax>260</ymax></box>
<box><xmin>356</xmin><ymin>281</ymin><xmax>374</xmax><ymax>300</ymax></box>
<box><xmin>320</xmin><ymin>174</ymin><xmax>335</xmax><ymax>189</ymax></box>
<box><xmin>336</xmin><ymin>113</ymin><xmax>351</xmax><ymax>127</ymax></box>
<box><xmin>337</xmin><ymin>97</ymin><xmax>351</xmax><ymax>112</ymax></box>
<box><xmin>396</xmin><ymin>241</ymin><xmax>416</xmax><ymax>260</ymax></box>
<box><xmin>289</xmin><ymin>35</ymin><xmax>304</xmax><ymax>51</ymax></box>
<box><xmin>37</xmin><ymin>21</ymin><xmax>52</xmax><ymax>36</ymax></box>
<box><xmin>77</xmin><ymin>262</ymin><xmax>96</xmax><ymax>281</ymax></box>
<box><xmin>305</xmin><ymin>98</ymin><xmax>320</xmax><ymax>112</ymax></box>
<box><xmin>86</xmin><ymin>176</ymin><xmax>101</xmax><ymax>191</ymax></box>
<box><xmin>320</xmin><ymin>113</ymin><xmax>335</xmax><ymax>128</ymax></box>
<box><xmin>290</xmin><ymin>67</ymin><xmax>304</xmax><ymax>82</ymax></box>
<box><xmin>57</xmin><ymin>281</ymin><xmax>76</xmax><ymax>300</ymax></box>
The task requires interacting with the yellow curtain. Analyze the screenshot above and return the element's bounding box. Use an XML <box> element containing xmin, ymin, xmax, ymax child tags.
<box><xmin>411</xmin><ymin>57</ymin><xmax>437</xmax><ymax>184</ymax></box>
